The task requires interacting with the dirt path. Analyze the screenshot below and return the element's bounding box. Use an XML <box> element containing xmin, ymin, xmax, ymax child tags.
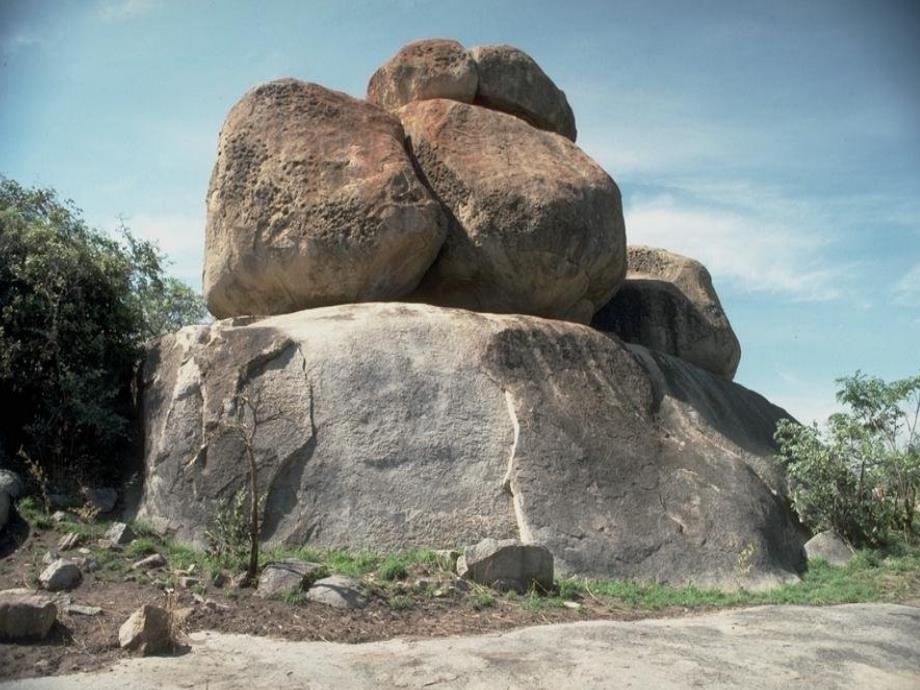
<box><xmin>7</xmin><ymin>603</ymin><xmax>919</xmax><ymax>689</ymax></box>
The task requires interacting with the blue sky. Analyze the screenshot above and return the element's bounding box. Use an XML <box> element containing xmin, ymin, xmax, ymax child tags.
<box><xmin>2</xmin><ymin>0</ymin><xmax>919</xmax><ymax>423</ymax></box>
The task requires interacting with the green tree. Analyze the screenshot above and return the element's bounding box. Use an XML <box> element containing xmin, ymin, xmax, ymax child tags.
<box><xmin>775</xmin><ymin>370</ymin><xmax>920</xmax><ymax>546</ymax></box>
<box><xmin>0</xmin><ymin>177</ymin><xmax>206</xmax><ymax>489</ymax></box>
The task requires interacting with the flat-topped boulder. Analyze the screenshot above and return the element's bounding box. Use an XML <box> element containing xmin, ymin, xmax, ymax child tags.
<box><xmin>592</xmin><ymin>246</ymin><xmax>741</xmax><ymax>378</ymax></box>
<box><xmin>133</xmin><ymin>302</ymin><xmax>803</xmax><ymax>587</ymax></box>
<box><xmin>400</xmin><ymin>99</ymin><xmax>625</xmax><ymax>324</ymax></box>
<box><xmin>204</xmin><ymin>79</ymin><xmax>447</xmax><ymax>318</ymax></box>
<box><xmin>367</xmin><ymin>38</ymin><xmax>478</xmax><ymax>112</ymax></box>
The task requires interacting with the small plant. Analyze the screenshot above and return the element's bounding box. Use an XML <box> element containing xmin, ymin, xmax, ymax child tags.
<box><xmin>74</xmin><ymin>502</ymin><xmax>101</xmax><ymax>524</ymax></box>
<box><xmin>125</xmin><ymin>537</ymin><xmax>158</xmax><ymax>558</ymax></box>
<box><xmin>387</xmin><ymin>594</ymin><xmax>414</xmax><ymax>610</ymax></box>
<box><xmin>377</xmin><ymin>554</ymin><xmax>409</xmax><ymax>581</ymax></box>
<box><xmin>735</xmin><ymin>543</ymin><xmax>756</xmax><ymax>582</ymax></box>
<box><xmin>205</xmin><ymin>488</ymin><xmax>251</xmax><ymax>572</ymax></box>
<box><xmin>18</xmin><ymin>447</ymin><xmax>51</xmax><ymax>513</ymax></box>
<box><xmin>467</xmin><ymin>588</ymin><xmax>495</xmax><ymax>610</ymax></box>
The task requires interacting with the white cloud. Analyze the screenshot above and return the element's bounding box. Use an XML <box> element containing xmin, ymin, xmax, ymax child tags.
<box><xmin>625</xmin><ymin>192</ymin><xmax>844</xmax><ymax>301</ymax></box>
<box><xmin>96</xmin><ymin>0</ymin><xmax>157</xmax><ymax>21</ymax></box>
<box><xmin>893</xmin><ymin>263</ymin><xmax>920</xmax><ymax>306</ymax></box>
<box><xmin>1</xmin><ymin>31</ymin><xmax>42</xmax><ymax>57</ymax></box>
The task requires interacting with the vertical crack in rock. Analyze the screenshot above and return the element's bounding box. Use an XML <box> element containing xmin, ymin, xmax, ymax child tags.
<box><xmin>501</xmin><ymin>389</ymin><xmax>535</xmax><ymax>544</ymax></box>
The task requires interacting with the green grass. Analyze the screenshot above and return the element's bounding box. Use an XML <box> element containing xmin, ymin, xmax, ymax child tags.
<box><xmin>387</xmin><ymin>594</ymin><xmax>414</xmax><ymax>610</ymax></box>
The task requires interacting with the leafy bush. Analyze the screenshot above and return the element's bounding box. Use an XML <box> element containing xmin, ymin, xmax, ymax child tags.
<box><xmin>775</xmin><ymin>370</ymin><xmax>920</xmax><ymax>546</ymax></box>
<box><xmin>0</xmin><ymin>177</ymin><xmax>205</xmax><ymax>489</ymax></box>
<box><xmin>205</xmin><ymin>489</ymin><xmax>252</xmax><ymax>572</ymax></box>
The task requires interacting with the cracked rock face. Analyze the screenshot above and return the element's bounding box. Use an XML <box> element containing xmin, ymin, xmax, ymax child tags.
<box><xmin>133</xmin><ymin>302</ymin><xmax>803</xmax><ymax>587</ymax></box>
<box><xmin>592</xmin><ymin>246</ymin><xmax>742</xmax><ymax>379</ymax></box>
<box><xmin>203</xmin><ymin>79</ymin><xmax>448</xmax><ymax>319</ymax></box>
<box><xmin>400</xmin><ymin>99</ymin><xmax>626</xmax><ymax>324</ymax></box>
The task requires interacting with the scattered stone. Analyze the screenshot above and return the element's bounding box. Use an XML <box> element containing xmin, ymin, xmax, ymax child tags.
<box><xmin>82</xmin><ymin>487</ymin><xmax>118</xmax><ymax>513</ymax></box>
<box><xmin>400</xmin><ymin>99</ymin><xmax>625</xmax><ymax>323</ymax></box>
<box><xmin>470</xmin><ymin>44</ymin><xmax>577</xmax><ymax>141</ymax></box>
<box><xmin>367</xmin><ymin>38</ymin><xmax>478</xmax><ymax>112</ymax></box>
<box><xmin>257</xmin><ymin>559</ymin><xmax>324</xmax><ymax>598</ymax></box>
<box><xmin>204</xmin><ymin>78</ymin><xmax>447</xmax><ymax>319</ymax></box>
<box><xmin>50</xmin><ymin>510</ymin><xmax>69</xmax><ymax>524</ymax></box>
<box><xmin>58</xmin><ymin>532</ymin><xmax>84</xmax><ymax>551</ymax></box>
<box><xmin>132</xmin><ymin>553</ymin><xmax>166</xmax><ymax>570</ymax></box>
<box><xmin>804</xmin><ymin>531</ymin><xmax>855</xmax><ymax>567</ymax></box>
<box><xmin>592</xmin><ymin>246</ymin><xmax>741</xmax><ymax>379</ymax></box>
<box><xmin>457</xmin><ymin>539</ymin><xmax>554</xmax><ymax>593</ymax></box>
<box><xmin>38</xmin><ymin>559</ymin><xmax>83</xmax><ymax>592</ymax></box>
<box><xmin>305</xmin><ymin>575</ymin><xmax>368</xmax><ymax>609</ymax></box>
<box><xmin>74</xmin><ymin>556</ymin><xmax>100</xmax><ymax>573</ymax></box>
<box><xmin>178</xmin><ymin>577</ymin><xmax>200</xmax><ymax>590</ymax></box>
<box><xmin>65</xmin><ymin>603</ymin><xmax>102</xmax><ymax>616</ymax></box>
<box><xmin>0</xmin><ymin>591</ymin><xmax>57</xmax><ymax>641</ymax></box>
<box><xmin>0</xmin><ymin>469</ymin><xmax>24</xmax><ymax>498</ymax></box>
<box><xmin>104</xmin><ymin>522</ymin><xmax>135</xmax><ymax>546</ymax></box>
<box><xmin>118</xmin><ymin>604</ymin><xmax>171</xmax><ymax>655</ymax></box>
<box><xmin>42</xmin><ymin>550</ymin><xmax>60</xmax><ymax>565</ymax></box>
<box><xmin>229</xmin><ymin>572</ymin><xmax>250</xmax><ymax>590</ymax></box>
<box><xmin>563</xmin><ymin>601</ymin><xmax>583</xmax><ymax>610</ymax></box>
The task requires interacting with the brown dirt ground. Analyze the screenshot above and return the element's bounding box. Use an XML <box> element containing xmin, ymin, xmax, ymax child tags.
<box><xmin>0</xmin><ymin>513</ymin><xmax>698</xmax><ymax>682</ymax></box>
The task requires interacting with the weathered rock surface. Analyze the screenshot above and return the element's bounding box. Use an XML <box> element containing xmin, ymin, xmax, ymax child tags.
<box><xmin>119</xmin><ymin>604</ymin><xmax>171</xmax><ymax>655</ymax></box>
<box><xmin>204</xmin><ymin>79</ymin><xmax>447</xmax><ymax>318</ymax></box>
<box><xmin>103</xmin><ymin>521</ymin><xmax>135</xmax><ymax>546</ymax></box>
<box><xmin>0</xmin><ymin>490</ymin><xmax>8</xmax><ymax>533</ymax></box>
<box><xmin>305</xmin><ymin>575</ymin><xmax>367</xmax><ymax>609</ymax></box>
<box><xmin>804</xmin><ymin>530</ymin><xmax>854</xmax><ymax>566</ymax></box>
<box><xmin>38</xmin><ymin>560</ymin><xmax>82</xmax><ymax>592</ymax></box>
<box><xmin>133</xmin><ymin>302</ymin><xmax>803</xmax><ymax>587</ymax></box>
<box><xmin>457</xmin><ymin>539</ymin><xmax>553</xmax><ymax>593</ymax></box>
<box><xmin>0</xmin><ymin>469</ymin><xmax>24</xmax><ymax>498</ymax></box>
<box><xmin>0</xmin><ymin>590</ymin><xmax>57</xmax><ymax>641</ymax></box>
<box><xmin>470</xmin><ymin>44</ymin><xmax>577</xmax><ymax>140</ymax></box>
<box><xmin>400</xmin><ymin>99</ymin><xmax>625</xmax><ymax>323</ymax></box>
<box><xmin>257</xmin><ymin>559</ymin><xmax>324</xmax><ymax>598</ymax></box>
<box><xmin>367</xmin><ymin>39</ymin><xmax>478</xmax><ymax>112</ymax></box>
<box><xmin>131</xmin><ymin>553</ymin><xmax>166</xmax><ymax>570</ymax></box>
<box><xmin>592</xmin><ymin>246</ymin><xmax>741</xmax><ymax>379</ymax></box>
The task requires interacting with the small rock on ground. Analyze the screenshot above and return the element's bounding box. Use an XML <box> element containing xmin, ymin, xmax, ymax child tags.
<box><xmin>0</xmin><ymin>590</ymin><xmax>57</xmax><ymax>641</ymax></box>
<box><xmin>118</xmin><ymin>604</ymin><xmax>171</xmax><ymax>655</ymax></box>
<box><xmin>131</xmin><ymin>553</ymin><xmax>166</xmax><ymax>570</ymax></box>
<box><xmin>305</xmin><ymin>575</ymin><xmax>368</xmax><ymax>609</ymax></box>
<box><xmin>103</xmin><ymin>522</ymin><xmax>135</xmax><ymax>546</ymax></box>
<box><xmin>38</xmin><ymin>560</ymin><xmax>82</xmax><ymax>592</ymax></box>
<box><xmin>257</xmin><ymin>559</ymin><xmax>324</xmax><ymax>598</ymax></box>
<box><xmin>805</xmin><ymin>530</ymin><xmax>855</xmax><ymax>566</ymax></box>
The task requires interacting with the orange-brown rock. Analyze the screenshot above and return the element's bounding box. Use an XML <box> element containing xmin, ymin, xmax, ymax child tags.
<box><xmin>470</xmin><ymin>44</ymin><xmax>576</xmax><ymax>141</ymax></box>
<box><xmin>203</xmin><ymin>79</ymin><xmax>447</xmax><ymax>319</ymax></box>
<box><xmin>367</xmin><ymin>39</ymin><xmax>478</xmax><ymax>112</ymax></box>
<box><xmin>400</xmin><ymin>99</ymin><xmax>624</xmax><ymax>323</ymax></box>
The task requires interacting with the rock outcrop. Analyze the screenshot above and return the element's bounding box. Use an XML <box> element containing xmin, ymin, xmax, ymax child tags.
<box><xmin>470</xmin><ymin>44</ymin><xmax>577</xmax><ymax>140</ymax></box>
<box><xmin>134</xmin><ymin>303</ymin><xmax>802</xmax><ymax>587</ymax></box>
<box><xmin>592</xmin><ymin>246</ymin><xmax>741</xmax><ymax>378</ymax></box>
<box><xmin>203</xmin><ymin>80</ymin><xmax>447</xmax><ymax>319</ymax></box>
<box><xmin>401</xmin><ymin>99</ymin><xmax>625</xmax><ymax>323</ymax></box>
<box><xmin>367</xmin><ymin>39</ymin><xmax>478</xmax><ymax>112</ymax></box>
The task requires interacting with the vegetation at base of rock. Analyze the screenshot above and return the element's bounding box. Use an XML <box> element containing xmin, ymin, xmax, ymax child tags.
<box><xmin>0</xmin><ymin>177</ymin><xmax>206</xmax><ymax>491</ymax></box>
<box><xmin>775</xmin><ymin>370</ymin><xmax>920</xmax><ymax>547</ymax></box>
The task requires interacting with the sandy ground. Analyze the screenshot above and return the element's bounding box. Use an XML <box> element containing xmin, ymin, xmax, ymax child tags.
<box><xmin>6</xmin><ymin>603</ymin><xmax>919</xmax><ymax>690</ymax></box>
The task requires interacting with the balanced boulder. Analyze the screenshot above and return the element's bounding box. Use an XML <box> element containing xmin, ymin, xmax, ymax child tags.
<box><xmin>133</xmin><ymin>302</ymin><xmax>802</xmax><ymax>587</ymax></box>
<box><xmin>470</xmin><ymin>44</ymin><xmax>577</xmax><ymax>141</ymax></box>
<box><xmin>367</xmin><ymin>38</ymin><xmax>478</xmax><ymax>112</ymax></box>
<box><xmin>592</xmin><ymin>246</ymin><xmax>741</xmax><ymax>378</ymax></box>
<box><xmin>204</xmin><ymin>79</ymin><xmax>447</xmax><ymax>318</ymax></box>
<box><xmin>400</xmin><ymin>99</ymin><xmax>625</xmax><ymax>323</ymax></box>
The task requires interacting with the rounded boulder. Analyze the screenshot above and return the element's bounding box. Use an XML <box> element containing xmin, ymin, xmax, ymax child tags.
<box><xmin>367</xmin><ymin>38</ymin><xmax>478</xmax><ymax>112</ymax></box>
<box><xmin>400</xmin><ymin>99</ymin><xmax>625</xmax><ymax>323</ymax></box>
<box><xmin>204</xmin><ymin>79</ymin><xmax>448</xmax><ymax>318</ymax></box>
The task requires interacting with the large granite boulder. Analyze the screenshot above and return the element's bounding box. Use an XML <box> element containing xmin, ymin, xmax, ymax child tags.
<box><xmin>592</xmin><ymin>246</ymin><xmax>742</xmax><ymax>379</ymax></box>
<box><xmin>400</xmin><ymin>99</ymin><xmax>625</xmax><ymax>324</ymax></box>
<box><xmin>203</xmin><ymin>79</ymin><xmax>447</xmax><ymax>319</ymax></box>
<box><xmin>470</xmin><ymin>44</ymin><xmax>577</xmax><ymax>141</ymax></box>
<box><xmin>367</xmin><ymin>39</ymin><xmax>478</xmax><ymax>112</ymax></box>
<box><xmin>134</xmin><ymin>303</ymin><xmax>803</xmax><ymax>587</ymax></box>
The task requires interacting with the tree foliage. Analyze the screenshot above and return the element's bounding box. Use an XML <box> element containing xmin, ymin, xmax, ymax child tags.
<box><xmin>0</xmin><ymin>177</ymin><xmax>206</xmax><ymax>488</ymax></box>
<box><xmin>775</xmin><ymin>370</ymin><xmax>920</xmax><ymax>546</ymax></box>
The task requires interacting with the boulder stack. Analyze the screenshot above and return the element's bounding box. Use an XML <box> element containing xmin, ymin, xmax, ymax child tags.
<box><xmin>136</xmin><ymin>40</ymin><xmax>806</xmax><ymax>588</ymax></box>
